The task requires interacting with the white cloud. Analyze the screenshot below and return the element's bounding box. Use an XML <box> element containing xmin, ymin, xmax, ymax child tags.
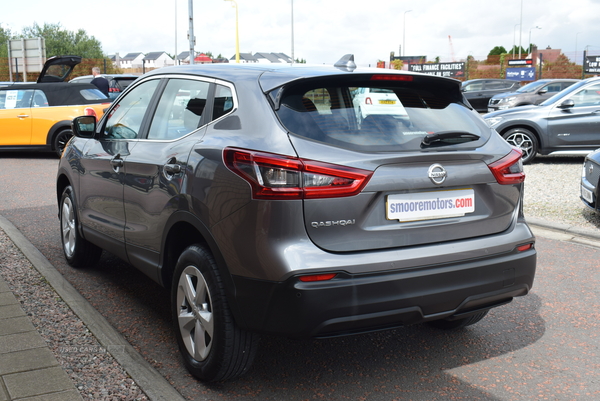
<box><xmin>3</xmin><ymin>0</ymin><xmax>600</xmax><ymax>66</ymax></box>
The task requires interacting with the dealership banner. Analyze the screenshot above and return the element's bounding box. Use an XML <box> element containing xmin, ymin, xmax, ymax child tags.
<box><xmin>408</xmin><ymin>62</ymin><xmax>465</xmax><ymax>78</ymax></box>
<box><xmin>585</xmin><ymin>56</ymin><xmax>600</xmax><ymax>73</ymax></box>
<box><xmin>506</xmin><ymin>67</ymin><xmax>537</xmax><ymax>81</ymax></box>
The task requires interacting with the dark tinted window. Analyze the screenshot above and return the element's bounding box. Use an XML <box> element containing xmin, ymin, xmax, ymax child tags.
<box><xmin>486</xmin><ymin>81</ymin><xmax>510</xmax><ymax>90</ymax></box>
<box><xmin>275</xmin><ymin>75</ymin><xmax>490</xmax><ymax>152</ymax></box>
<box><xmin>111</xmin><ymin>78</ymin><xmax>137</xmax><ymax>90</ymax></box>
<box><xmin>212</xmin><ymin>84</ymin><xmax>234</xmax><ymax>120</ymax></box>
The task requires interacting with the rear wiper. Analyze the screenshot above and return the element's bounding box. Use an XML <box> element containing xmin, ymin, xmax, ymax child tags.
<box><xmin>421</xmin><ymin>131</ymin><xmax>480</xmax><ymax>147</ymax></box>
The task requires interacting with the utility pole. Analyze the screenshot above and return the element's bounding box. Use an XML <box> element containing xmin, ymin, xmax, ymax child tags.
<box><xmin>188</xmin><ymin>0</ymin><xmax>195</xmax><ymax>65</ymax></box>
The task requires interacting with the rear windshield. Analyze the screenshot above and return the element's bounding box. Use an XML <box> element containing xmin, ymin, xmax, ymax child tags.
<box><xmin>274</xmin><ymin>75</ymin><xmax>491</xmax><ymax>152</ymax></box>
<box><xmin>112</xmin><ymin>78</ymin><xmax>137</xmax><ymax>90</ymax></box>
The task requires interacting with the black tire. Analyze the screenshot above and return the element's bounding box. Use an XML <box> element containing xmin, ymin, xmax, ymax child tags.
<box><xmin>502</xmin><ymin>128</ymin><xmax>538</xmax><ymax>164</ymax></box>
<box><xmin>171</xmin><ymin>245</ymin><xmax>260</xmax><ymax>382</ymax></box>
<box><xmin>427</xmin><ymin>310</ymin><xmax>489</xmax><ymax>330</ymax></box>
<box><xmin>59</xmin><ymin>185</ymin><xmax>103</xmax><ymax>268</ymax></box>
<box><xmin>54</xmin><ymin>129</ymin><xmax>73</xmax><ymax>157</ymax></box>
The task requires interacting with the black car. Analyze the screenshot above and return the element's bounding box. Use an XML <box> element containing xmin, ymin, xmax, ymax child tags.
<box><xmin>70</xmin><ymin>73</ymin><xmax>139</xmax><ymax>100</ymax></box>
<box><xmin>581</xmin><ymin>148</ymin><xmax>600</xmax><ymax>210</ymax></box>
<box><xmin>461</xmin><ymin>79</ymin><xmax>521</xmax><ymax>112</ymax></box>
<box><xmin>57</xmin><ymin>56</ymin><xmax>536</xmax><ymax>382</ymax></box>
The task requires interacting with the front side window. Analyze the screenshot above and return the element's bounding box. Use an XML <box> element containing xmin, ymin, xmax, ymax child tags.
<box><xmin>103</xmin><ymin>79</ymin><xmax>160</xmax><ymax>139</ymax></box>
<box><xmin>275</xmin><ymin>75</ymin><xmax>489</xmax><ymax>152</ymax></box>
<box><xmin>569</xmin><ymin>83</ymin><xmax>600</xmax><ymax>107</ymax></box>
<box><xmin>0</xmin><ymin>89</ymin><xmax>35</xmax><ymax>109</ymax></box>
<box><xmin>544</xmin><ymin>83</ymin><xmax>562</xmax><ymax>93</ymax></box>
<box><xmin>147</xmin><ymin>78</ymin><xmax>210</xmax><ymax>140</ymax></box>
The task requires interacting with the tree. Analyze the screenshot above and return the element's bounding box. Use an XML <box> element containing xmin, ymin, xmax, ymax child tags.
<box><xmin>0</xmin><ymin>24</ymin><xmax>14</xmax><ymax>57</ymax></box>
<box><xmin>507</xmin><ymin>45</ymin><xmax>527</xmax><ymax>57</ymax></box>
<box><xmin>391</xmin><ymin>59</ymin><xmax>403</xmax><ymax>70</ymax></box>
<box><xmin>488</xmin><ymin>46</ymin><xmax>508</xmax><ymax>56</ymax></box>
<box><xmin>19</xmin><ymin>23</ymin><xmax>104</xmax><ymax>58</ymax></box>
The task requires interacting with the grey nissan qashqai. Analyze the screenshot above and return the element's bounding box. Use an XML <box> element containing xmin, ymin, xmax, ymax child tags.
<box><xmin>56</xmin><ymin>55</ymin><xmax>536</xmax><ymax>382</ymax></box>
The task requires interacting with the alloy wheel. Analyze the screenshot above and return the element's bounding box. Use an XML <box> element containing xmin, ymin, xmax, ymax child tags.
<box><xmin>176</xmin><ymin>265</ymin><xmax>214</xmax><ymax>361</ymax></box>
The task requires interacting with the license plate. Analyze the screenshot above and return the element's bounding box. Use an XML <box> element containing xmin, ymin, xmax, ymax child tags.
<box><xmin>379</xmin><ymin>100</ymin><xmax>396</xmax><ymax>104</ymax></box>
<box><xmin>386</xmin><ymin>189</ymin><xmax>475</xmax><ymax>222</ymax></box>
<box><xmin>581</xmin><ymin>185</ymin><xmax>594</xmax><ymax>204</ymax></box>
<box><xmin>487</xmin><ymin>108</ymin><xmax>495</xmax><ymax>113</ymax></box>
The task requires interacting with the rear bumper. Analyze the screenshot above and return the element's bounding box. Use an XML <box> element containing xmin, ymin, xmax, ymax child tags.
<box><xmin>231</xmin><ymin>245</ymin><xmax>536</xmax><ymax>338</ymax></box>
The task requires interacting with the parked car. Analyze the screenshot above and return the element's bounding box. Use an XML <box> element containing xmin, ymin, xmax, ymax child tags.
<box><xmin>461</xmin><ymin>79</ymin><xmax>521</xmax><ymax>112</ymax></box>
<box><xmin>581</xmin><ymin>148</ymin><xmax>600</xmax><ymax>211</ymax></box>
<box><xmin>488</xmin><ymin>79</ymin><xmax>579</xmax><ymax>112</ymax></box>
<box><xmin>57</xmin><ymin>57</ymin><xmax>537</xmax><ymax>382</ymax></box>
<box><xmin>351</xmin><ymin>87</ymin><xmax>407</xmax><ymax>123</ymax></box>
<box><xmin>485</xmin><ymin>77</ymin><xmax>600</xmax><ymax>164</ymax></box>
<box><xmin>0</xmin><ymin>56</ymin><xmax>111</xmax><ymax>156</ymax></box>
<box><xmin>70</xmin><ymin>73</ymin><xmax>139</xmax><ymax>100</ymax></box>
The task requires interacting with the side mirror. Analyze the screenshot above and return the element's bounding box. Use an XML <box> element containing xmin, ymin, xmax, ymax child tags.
<box><xmin>72</xmin><ymin>116</ymin><xmax>96</xmax><ymax>138</ymax></box>
<box><xmin>538</xmin><ymin>88</ymin><xmax>548</xmax><ymax>95</ymax></box>
<box><xmin>557</xmin><ymin>99</ymin><xmax>575</xmax><ymax>109</ymax></box>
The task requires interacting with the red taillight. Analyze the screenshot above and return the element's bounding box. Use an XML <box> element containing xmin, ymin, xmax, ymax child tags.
<box><xmin>517</xmin><ymin>243</ymin><xmax>534</xmax><ymax>252</ymax></box>
<box><xmin>298</xmin><ymin>273</ymin><xmax>337</xmax><ymax>282</ymax></box>
<box><xmin>84</xmin><ymin>107</ymin><xmax>97</xmax><ymax>117</ymax></box>
<box><xmin>223</xmin><ymin>148</ymin><xmax>373</xmax><ymax>200</ymax></box>
<box><xmin>370</xmin><ymin>74</ymin><xmax>414</xmax><ymax>82</ymax></box>
<box><xmin>365</xmin><ymin>97</ymin><xmax>373</xmax><ymax>105</ymax></box>
<box><xmin>489</xmin><ymin>148</ymin><xmax>525</xmax><ymax>185</ymax></box>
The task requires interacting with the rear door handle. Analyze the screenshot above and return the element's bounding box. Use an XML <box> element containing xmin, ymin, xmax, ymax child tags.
<box><xmin>164</xmin><ymin>157</ymin><xmax>182</xmax><ymax>179</ymax></box>
<box><xmin>110</xmin><ymin>155</ymin><xmax>124</xmax><ymax>172</ymax></box>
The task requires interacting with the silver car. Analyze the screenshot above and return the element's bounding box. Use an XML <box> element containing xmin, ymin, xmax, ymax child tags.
<box><xmin>485</xmin><ymin>77</ymin><xmax>600</xmax><ymax>164</ymax></box>
<box><xmin>56</xmin><ymin>56</ymin><xmax>537</xmax><ymax>382</ymax></box>
<box><xmin>487</xmin><ymin>79</ymin><xmax>579</xmax><ymax>112</ymax></box>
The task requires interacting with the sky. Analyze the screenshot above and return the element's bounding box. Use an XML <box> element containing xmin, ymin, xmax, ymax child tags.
<box><xmin>3</xmin><ymin>0</ymin><xmax>600</xmax><ymax>67</ymax></box>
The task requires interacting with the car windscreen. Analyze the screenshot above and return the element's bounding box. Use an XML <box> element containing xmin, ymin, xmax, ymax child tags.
<box><xmin>515</xmin><ymin>81</ymin><xmax>545</xmax><ymax>93</ymax></box>
<box><xmin>273</xmin><ymin>75</ymin><xmax>491</xmax><ymax>152</ymax></box>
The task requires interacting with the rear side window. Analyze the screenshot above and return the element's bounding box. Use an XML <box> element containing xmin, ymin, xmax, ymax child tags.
<box><xmin>80</xmin><ymin>88</ymin><xmax>109</xmax><ymax>101</ymax></box>
<box><xmin>275</xmin><ymin>75</ymin><xmax>491</xmax><ymax>152</ymax></box>
<box><xmin>32</xmin><ymin>90</ymin><xmax>48</xmax><ymax>107</ymax></box>
<box><xmin>212</xmin><ymin>84</ymin><xmax>234</xmax><ymax>120</ymax></box>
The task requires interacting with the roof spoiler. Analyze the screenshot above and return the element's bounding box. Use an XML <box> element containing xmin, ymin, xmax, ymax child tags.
<box><xmin>334</xmin><ymin>54</ymin><xmax>357</xmax><ymax>71</ymax></box>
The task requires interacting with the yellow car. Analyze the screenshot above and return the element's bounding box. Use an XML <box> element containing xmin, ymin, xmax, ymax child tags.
<box><xmin>0</xmin><ymin>56</ymin><xmax>111</xmax><ymax>156</ymax></box>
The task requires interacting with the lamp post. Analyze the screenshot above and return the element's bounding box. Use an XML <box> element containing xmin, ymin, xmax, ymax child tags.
<box><xmin>512</xmin><ymin>23</ymin><xmax>520</xmax><ymax>58</ymax></box>
<box><xmin>225</xmin><ymin>0</ymin><xmax>240</xmax><ymax>63</ymax></box>
<box><xmin>291</xmin><ymin>0</ymin><xmax>294</xmax><ymax>64</ymax></box>
<box><xmin>575</xmin><ymin>32</ymin><xmax>581</xmax><ymax>64</ymax></box>
<box><xmin>528</xmin><ymin>26</ymin><xmax>541</xmax><ymax>55</ymax></box>
<box><xmin>403</xmin><ymin>10</ymin><xmax>412</xmax><ymax>57</ymax></box>
<box><xmin>188</xmin><ymin>0</ymin><xmax>195</xmax><ymax>65</ymax></box>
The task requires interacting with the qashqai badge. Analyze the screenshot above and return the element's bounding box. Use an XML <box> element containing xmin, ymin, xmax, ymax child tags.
<box><xmin>428</xmin><ymin>164</ymin><xmax>447</xmax><ymax>185</ymax></box>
